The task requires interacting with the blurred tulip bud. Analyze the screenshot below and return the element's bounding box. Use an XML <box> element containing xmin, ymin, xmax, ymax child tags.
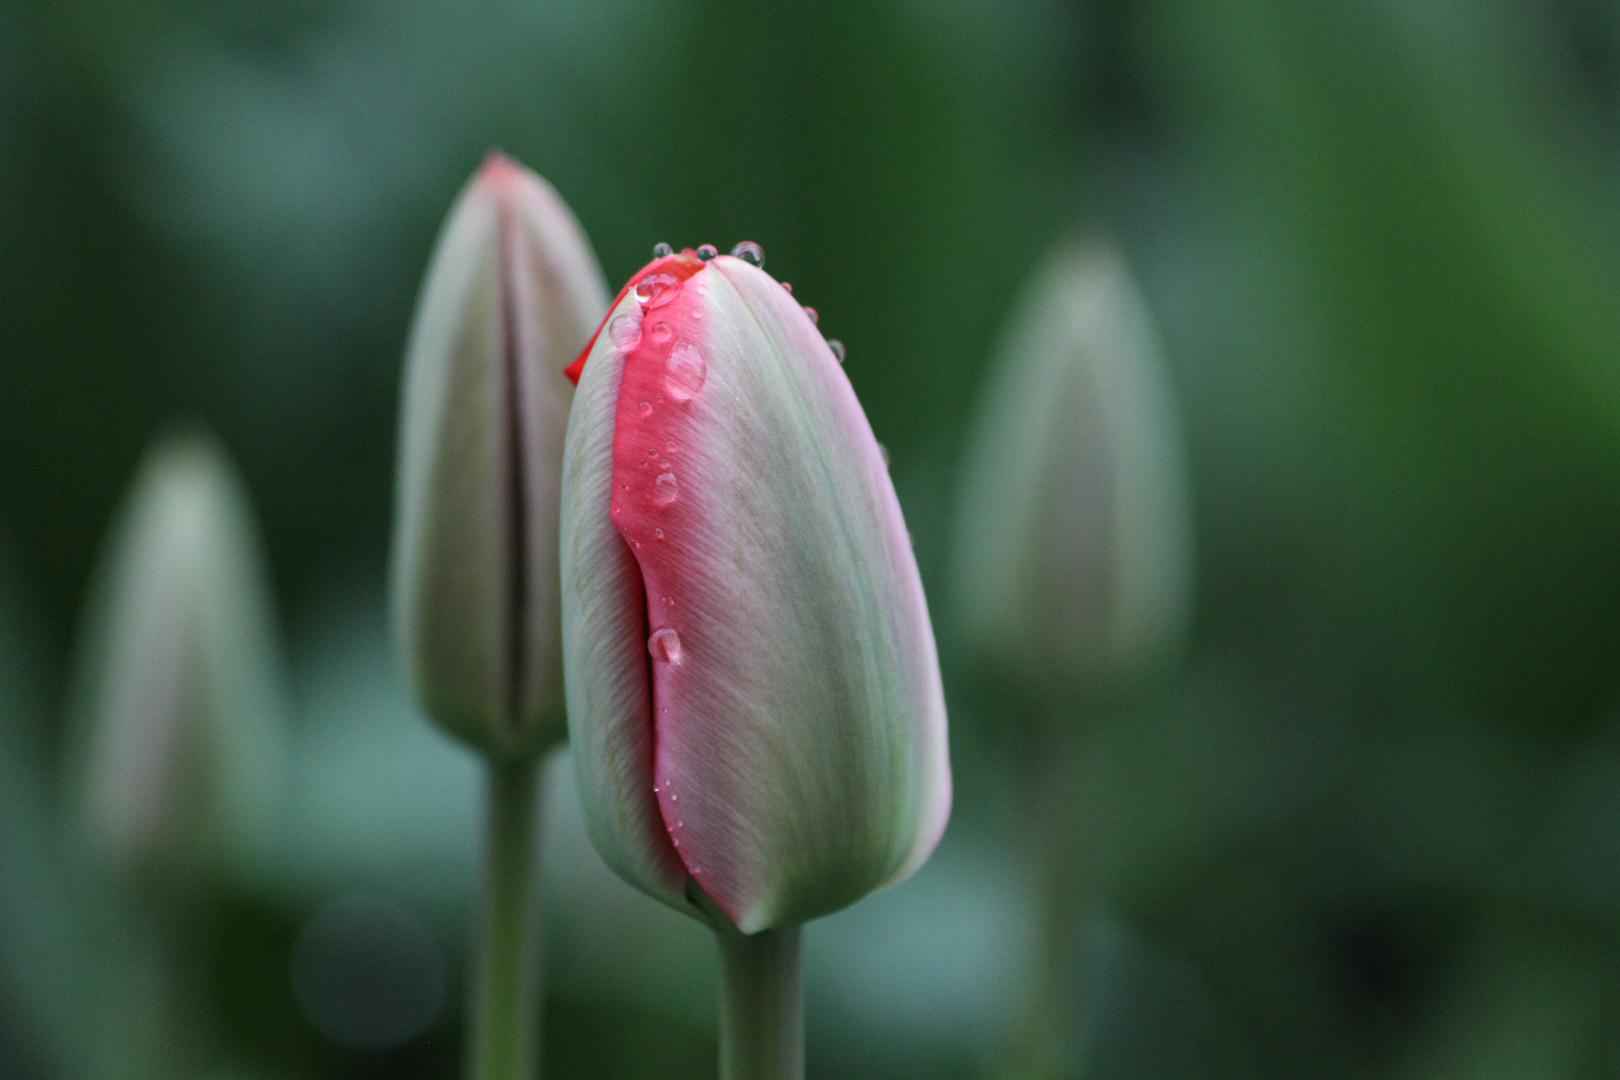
<box><xmin>952</xmin><ymin>241</ymin><xmax>1193</xmax><ymax>690</ymax></box>
<box><xmin>561</xmin><ymin>247</ymin><xmax>951</xmax><ymax>934</ymax></box>
<box><xmin>71</xmin><ymin>430</ymin><xmax>288</xmax><ymax>889</ymax></box>
<box><xmin>392</xmin><ymin>154</ymin><xmax>610</xmax><ymax>759</ymax></box>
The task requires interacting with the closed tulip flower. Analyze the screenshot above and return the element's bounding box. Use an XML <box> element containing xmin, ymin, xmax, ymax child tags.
<box><xmin>392</xmin><ymin>152</ymin><xmax>608</xmax><ymax>761</ymax></box>
<box><xmin>73</xmin><ymin>430</ymin><xmax>287</xmax><ymax>891</ymax></box>
<box><xmin>68</xmin><ymin>430</ymin><xmax>288</xmax><ymax>1080</ymax></box>
<box><xmin>953</xmin><ymin>240</ymin><xmax>1193</xmax><ymax>692</ymax></box>
<box><xmin>951</xmin><ymin>241</ymin><xmax>1193</xmax><ymax>1077</ymax></box>
<box><xmin>562</xmin><ymin>244</ymin><xmax>950</xmax><ymax>1079</ymax></box>
<box><xmin>390</xmin><ymin>154</ymin><xmax>608</xmax><ymax>1080</ymax></box>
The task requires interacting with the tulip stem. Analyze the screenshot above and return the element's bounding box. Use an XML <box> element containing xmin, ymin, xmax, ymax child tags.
<box><xmin>716</xmin><ymin>925</ymin><xmax>803</xmax><ymax>1080</ymax></box>
<box><xmin>468</xmin><ymin>757</ymin><xmax>545</xmax><ymax>1080</ymax></box>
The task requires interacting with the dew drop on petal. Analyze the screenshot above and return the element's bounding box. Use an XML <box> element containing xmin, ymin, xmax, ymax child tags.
<box><xmin>731</xmin><ymin>241</ymin><xmax>764</xmax><ymax>266</ymax></box>
<box><xmin>635</xmin><ymin>272</ymin><xmax>681</xmax><ymax>307</ymax></box>
<box><xmin>804</xmin><ymin>306</ymin><xmax>819</xmax><ymax>325</ymax></box>
<box><xmin>653</xmin><ymin>527</ymin><xmax>664</xmax><ymax>539</ymax></box>
<box><xmin>781</xmin><ymin>281</ymin><xmax>793</xmax><ymax>293</ymax></box>
<box><xmin>828</xmin><ymin>339</ymin><xmax>846</xmax><ymax>364</ymax></box>
<box><xmin>696</xmin><ymin>244</ymin><xmax>718</xmax><ymax>261</ymax></box>
<box><xmin>653</xmin><ymin>242</ymin><xmax>673</xmax><ymax>258</ymax></box>
<box><xmin>649</xmin><ymin>321</ymin><xmax>673</xmax><ymax>345</ymax></box>
<box><xmin>665</xmin><ymin>440</ymin><xmax>675</xmax><ymax>451</ymax></box>
<box><xmin>653</xmin><ymin>472</ymin><xmax>679</xmax><ymax>506</ymax></box>
<box><xmin>878</xmin><ymin>443</ymin><xmax>891</xmax><ymax>468</ymax></box>
<box><xmin>666</xmin><ymin>342</ymin><xmax>707</xmax><ymax>402</ymax></box>
<box><xmin>648</xmin><ymin>628</ymin><xmax>682</xmax><ymax>663</ymax></box>
<box><xmin>638</xmin><ymin>401</ymin><xmax>652</xmax><ymax>416</ymax></box>
<box><xmin>609</xmin><ymin>314</ymin><xmax>641</xmax><ymax>351</ymax></box>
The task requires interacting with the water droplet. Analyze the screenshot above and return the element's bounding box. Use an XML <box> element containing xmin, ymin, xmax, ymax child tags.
<box><xmin>638</xmin><ymin>401</ymin><xmax>652</xmax><ymax>416</ymax></box>
<box><xmin>670</xmin><ymin>792</ymin><xmax>678</xmax><ymax>801</ymax></box>
<box><xmin>609</xmin><ymin>313</ymin><xmax>641</xmax><ymax>351</ymax></box>
<box><xmin>653</xmin><ymin>472</ymin><xmax>679</xmax><ymax>506</ymax></box>
<box><xmin>731</xmin><ymin>241</ymin><xmax>764</xmax><ymax>266</ymax></box>
<box><xmin>666</xmin><ymin>342</ymin><xmax>707</xmax><ymax>402</ymax></box>
<box><xmin>649</xmin><ymin>321</ymin><xmax>673</xmax><ymax>345</ymax></box>
<box><xmin>631</xmin><ymin>539</ymin><xmax>641</xmax><ymax>549</ymax></box>
<box><xmin>634</xmin><ymin>272</ymin><xmax>681</xmax><ymax>307</ymax></box>
<box><xmin>665</xmin><ymin>440</ymin><xmax>675</xmax><ymax>451</ymax></box>
<box><xmin>656</xmin><ymin>395</ymin><xmax>665</xmax><ymax>404</ymax></box>
<box><xmin>828</xmin><ymin>339</ymin><xmax>846</xmax><ymax>364</ymax></box>
<box><xmin>878</xmin><ymin>443</ymin><xmax>891</xmax><ymax>468</ymax></box>
<box><xmin>652</xmin><ymin>242</ymin><xmax>673</xmax><ymax>258</ymax></box>
<box><xmin>781</xmin><ymin>281</ymin><xmax>793</xmax><ymax>293</ymax></box>
<box><xmin>648</xmin><ymin>627</ymin><xmax>682</xmax><ymax>663</ymax></box>
<box><xmin>653</xmin><ymin>527</ymin><xmax>664</xmax><ymax>539</ymax></box>
<box><xmin>696</xmin><ymin>244</ymin><xmax>718</xmax><ymax>261</ymax></box>
<box><xmin>804</xmin><ymin>306</ymin><xmax>819</xmax><ymax>324</ymax></box>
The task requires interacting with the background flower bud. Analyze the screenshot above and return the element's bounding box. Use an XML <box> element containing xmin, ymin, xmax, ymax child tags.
<box><xmin>392</xmin><ymin>154</ymin><xmax>609</xmax><ymax>759</ymax></box>
<box><xmin>70</xmin><ymin>430</ymin><xmax>289</xmax><ymax>888</ymax></box>
<box><xmin>562</xmin><ymin>250</ymin><xmax>951</xmax><ymax>934</ymax></box>
<box><xmin>951</xmin><ymin>240</ymin><xmax>1194</xmax><ymax>690</ymax></box>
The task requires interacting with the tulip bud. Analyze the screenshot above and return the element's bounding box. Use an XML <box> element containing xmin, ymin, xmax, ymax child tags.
<box><xmin>561</xmin><ymin>247</ymin><xmax>952</xmax><ymax>934</ymax></box>
<box><xmin>71</xmin><ymin>430</ymin><xmax>288</xmax><ymax>888</ymax></box>
<box><xmin>392</xmin><ymin>154</ymin><xmax>609</xmax><ymax>759</ymax></box>
<box><xmin>952</xmin><ymin>241</ymin><xmax>1193</xmax><ymax>690</ymax></box>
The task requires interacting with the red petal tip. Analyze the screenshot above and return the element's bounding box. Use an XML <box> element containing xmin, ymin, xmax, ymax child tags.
<box><xmin>566</xmin><ymin>249</ymin><xmax>709</xmax><ymax>385</ymax></box>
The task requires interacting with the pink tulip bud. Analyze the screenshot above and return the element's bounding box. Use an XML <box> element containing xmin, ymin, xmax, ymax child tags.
<box><xmin>561</xmin><ymin>248</ymin><xmax>951</xmax><ymax>933</ymax></box>
<box><xmin>392</xmin><ymin>154</ymin><xmax>609</xmax><ymax>759</ymax></box>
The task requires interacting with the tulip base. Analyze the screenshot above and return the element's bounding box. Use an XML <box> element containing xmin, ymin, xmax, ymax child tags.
<box><xmin>716</xmin><ymin>924</ymin><xmax>803</xmax><ymax>1080</ymax></box>
<box><xmin>468</xmin><ymin>758</ymin><xmax>545</xmax><ymax>1080</ymax></box>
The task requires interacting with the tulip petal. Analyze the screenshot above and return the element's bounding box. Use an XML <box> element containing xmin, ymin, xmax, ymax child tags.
<box><xmin>574</xmin><ymin>256</ymin><xmax>950</xmax><ymax>931</ymax></box>
<box><xmin>562</xmin><ymin>295</ymin><xmax>691</xmax><ymax>910</ymax></box>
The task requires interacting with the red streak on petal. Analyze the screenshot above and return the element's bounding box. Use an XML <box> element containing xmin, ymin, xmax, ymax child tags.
<box><xmin>565</xmin><ymin>250</ymin><xmax>706</xmax><ymax>385</ymax></box>
<box><xmin>606</xmin><ymin>260</ymin><xmax>717</xmax><ymax>891</ymax></box>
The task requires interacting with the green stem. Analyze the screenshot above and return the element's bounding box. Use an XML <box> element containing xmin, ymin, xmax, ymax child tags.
<box><xmin>716</xmin><ymin>925</ymin><xmax>803</xmax><ymax>1080</ymax></box>
<box><xmin>467</xmin><ymin>758</ymin><xmax>544</xmax><ymax>1080</ymax></box>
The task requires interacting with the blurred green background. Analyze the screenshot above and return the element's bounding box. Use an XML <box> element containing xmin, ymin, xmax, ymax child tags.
<box><xmin>6</xmin><ymin>0</ymin><xmax>1620</xmax><ymax>1077</ymax></box>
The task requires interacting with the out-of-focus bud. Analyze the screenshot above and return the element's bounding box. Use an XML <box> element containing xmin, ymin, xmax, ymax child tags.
<box><xmin>952</xmin><ymin>241</ymin><xmax>1193</xmax><ymax>690</ymax></box>
<box><xmin>71</xmin><ymin>431</ymin><xmax>288</xmax><ymax>888</ymax></box>
<box><xmin>391</xmin><ymin>154</ymin><xmax>610</xmax><ymax>760</ymax></box>
<box><xmin>561</xmin><ymin>246</ymin><xmax>951</xmax><ymax>934</ymax></box>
